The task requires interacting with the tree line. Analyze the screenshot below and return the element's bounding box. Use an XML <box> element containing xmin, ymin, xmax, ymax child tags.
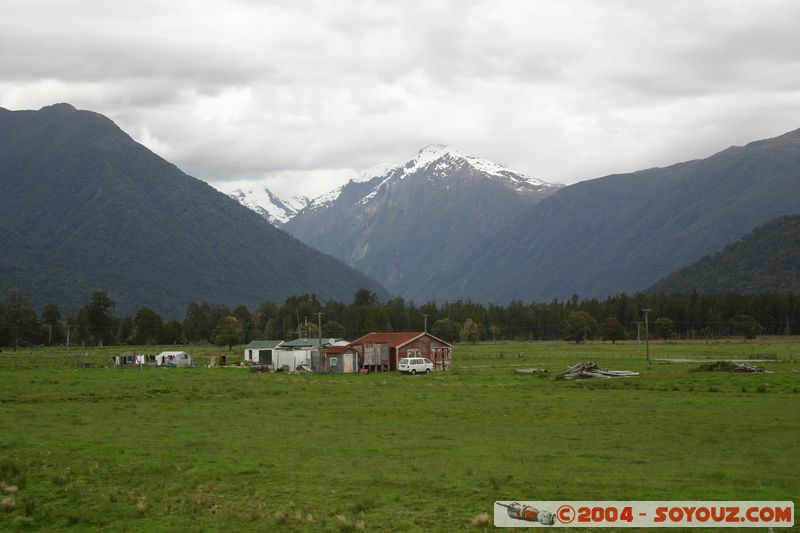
<box><xmin>1</xmin><ymin>288</ymin><xmax>798</xmax><ymax>348</ymax></box>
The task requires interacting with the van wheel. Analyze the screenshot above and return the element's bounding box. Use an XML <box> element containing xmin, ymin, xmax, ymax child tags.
<box><xmin>411</xmin><ymin>369</ymin><xmax>417</xmax><ymax>375</ymax></box>
<box><xmin>426</xmin><ymin>369</ymin><xmax>431</xmax><ymax>374</ymax></box>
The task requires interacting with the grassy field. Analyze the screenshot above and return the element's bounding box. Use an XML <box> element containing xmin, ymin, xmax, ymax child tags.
<box><xmin>0</xmin><ymin>339</ymin><xmax>798</xmax><ymax>531</ymax></box>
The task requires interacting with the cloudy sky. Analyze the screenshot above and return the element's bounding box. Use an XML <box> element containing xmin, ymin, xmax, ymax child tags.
<box><xmin>3</xmin><ymin>0</ymin><xmax>800</xmax><ymax>199</ymax></box>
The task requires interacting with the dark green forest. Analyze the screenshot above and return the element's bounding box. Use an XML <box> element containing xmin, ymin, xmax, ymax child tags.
<box><xmin>0</xmin><ymin>104</ymin><xmax>387</xmax><ymax>317</ymax></box>
<box><xmin>1</xmin><ymin>287</ymin><xmax>798</xmax><ymax>349</ymax></box>
<box><xmin>649</xmin><ymin>215</ymin><xmax>800</xmax><ymax>293</ymax></box>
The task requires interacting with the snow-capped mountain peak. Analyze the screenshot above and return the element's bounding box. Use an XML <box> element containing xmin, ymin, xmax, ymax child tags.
<box><xmin>225</xmin><ymin>187</ymin><xmax>309</xmax><ymax>225</ymax></box>
<box><xmin>227</xmin><ymin>146</ymin><xmax>560</xmax><ymax>226</ymax></box>
<box><xmin>300</xmin><ymin>145</ymin><xmax>561</xmax><ymax>211</ymax></box>
<box><xmin>405</xmin><ymin>144</ymin><xmax>554</xmax><ymax>189</ymax></box>
<box><xmin>281</xmin><ymin>146</ymin><xmax>563</xmax><ymax>303</ymax></box>
<box><xmin>351</xmin><ymin>162</ymin><xmax>399</xmax><ymax>183</ymax></box>
<box><xmin>404</xmin><ymin>144</ymin><xmax>452</xmax><ymax>174</ymax></box>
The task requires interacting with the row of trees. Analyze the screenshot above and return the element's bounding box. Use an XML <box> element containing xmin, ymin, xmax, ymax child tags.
<box><xmin>560</xmin><ymin>311</ymin><xmax>764</xmax><ymax>343</ymax></box>
<box><xmin>1</xmin><ymin>288</ymin><xmax>798</xmax><ymax>348</ymax></box>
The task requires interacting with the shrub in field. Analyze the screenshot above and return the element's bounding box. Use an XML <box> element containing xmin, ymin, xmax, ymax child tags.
<box><xmin>12</xmin><ymin>515</ymin><xmax>34</xmax><ymax>527</ymax></box>
<box><xmin>0</xmin><ymin>495</ymin><xmax>16</xmax><ymax>511</ymax></box>
<box><xmin>471</xmin><ymin>512</ymin><xmax>491</xmax><ymax>526</ymax></box>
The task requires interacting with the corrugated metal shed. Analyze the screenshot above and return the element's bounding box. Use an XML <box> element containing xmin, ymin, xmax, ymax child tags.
<box><xmin>245</xmin><ymin>340</ymin><xmax>284</xmax><ymax>350</ymax></box>
<box><xmin>282</xmin><ymin>337</ymin><xmax>344</xmax><ymax>348</ymax></box>
<box><xmin>244</xmin><ymin>340</ymin><xmax>284</xmax><ymax>364</ymax></box>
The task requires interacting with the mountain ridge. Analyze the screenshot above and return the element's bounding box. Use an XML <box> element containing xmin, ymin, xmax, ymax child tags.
<box><xmin>648</xmin><ymin>214</ymin><xmax>800</xmax><ymax>293</ymax></box>
<box><xmin>280</xmin><ymin>145</ymin><xmax>562</xmax><ymax>300</ymax></box>
<box><xmin>0</xmin><ymin>104</ymin><xmax>388</xmax><ymax>316</ymax></box>
<box><xmin>225</xmin><ymin>187</ymin><xmax>309</xmax><ymax>225</ymax></box>
<box><xmin>433</xmin><ymin>126</ymin><xmax>800</xmax><ymax>303</ymax></box>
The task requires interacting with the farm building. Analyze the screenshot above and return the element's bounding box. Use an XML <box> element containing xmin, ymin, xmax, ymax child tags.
<box><xmin>244</xmin><ymin>340</ymin><xmax>284</xmax><ymax>364</ymax></box>
<box><xmin>315</xmin><ymin>345</ymin><xmax>360</xmax><ymax>373</ymax></box>
<box><xmin>155</xmin><ymin>351</ymin><xmax>191</xmax><ymax>367</ymax></box>
<box><xmin>272</xmin><ymin>337</ymin><xmax>348</xmax><ymax>372</ymax></box>
<box><xmin>348</xmin><ymin>332</ymin><xmax>453</xmax><ymax>372</ymax></box>
<box><xmin>280</xmin><ymin>337</ymin><xmax>349</xmax><ymax>349</ymax></box>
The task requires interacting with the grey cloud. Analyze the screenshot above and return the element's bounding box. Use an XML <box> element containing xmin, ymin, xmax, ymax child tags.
<box><xmin>2</xmin><ymin>0</ymin><xmax>800</xmax><ymax>196</ymax></box>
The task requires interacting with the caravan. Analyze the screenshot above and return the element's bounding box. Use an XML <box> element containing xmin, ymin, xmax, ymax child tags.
<box><xmin>155</xmin><ymin>351</ymin><xmax>191</xmax><ymax>367</ymax></box>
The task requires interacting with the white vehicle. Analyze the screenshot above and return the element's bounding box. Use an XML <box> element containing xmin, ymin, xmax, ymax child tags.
<box><xmin>398</xmin><ymin>357</ymin><xmax>433</xmax><ymax>374</ymax></box>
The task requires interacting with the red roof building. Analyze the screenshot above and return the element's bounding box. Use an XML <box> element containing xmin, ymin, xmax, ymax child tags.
<box><xmin>318</xmin><ymin>345</ymin><xmax>360</xmax><ymax>373</ymax></box>
<box><xmin>348</xmin><ymin>331</ymin><xmax>453</xmax><ymax>372</ymax></box>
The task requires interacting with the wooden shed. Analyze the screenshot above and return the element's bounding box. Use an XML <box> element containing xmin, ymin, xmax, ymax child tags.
<box><xmin>318</xmin><ymin>345</ymin><xmax>360</xmax><ymax>374</ymax></box>
<box><xmin>348</xmin><ymin>332</ymin><xmax>453</xmax><ymax>372</ymax></box>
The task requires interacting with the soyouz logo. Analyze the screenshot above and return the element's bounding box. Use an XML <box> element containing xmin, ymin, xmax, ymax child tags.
<box><xmin>494</xmin><ymin>501</ymin><xmax>794</xmax><ymax>528</ymax></box>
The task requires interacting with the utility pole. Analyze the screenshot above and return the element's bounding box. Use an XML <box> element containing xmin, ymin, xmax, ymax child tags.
<box><xmin>635</xmin><ymin>321</ymin><xmax>643</xmax><ymax>354</ymax></box>
<box><xmin>315</xmin><ymin>312</ymin><xmax>323</xmax><ymax>347</ymax></box>
<box><xmin>423</xmin><ymin>314</ymin><xmax>430</xmax><ymax>332</ymax></box>
<box><xmin>642</xmin><ymin>309</ymin><xmax>652</xmax><ymax>365</ymax></box>
<box><xmin>315</xmin><ymin>312</ymin><xmax>323</xmax><ymax>370</ymax></box>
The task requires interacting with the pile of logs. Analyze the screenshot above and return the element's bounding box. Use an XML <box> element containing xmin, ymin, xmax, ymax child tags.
<box><xmin>695</xmin><ymin>361</ymin><xmax>764</xmax><ymax>373</ymax></box>
<box><xmin>728</xmin><ymin>362</ymin><xmax>763</xmax><ymax>372</ymax></box>
<box><xmin>558</xmin><ymin>361</ymin><xmax>639</xmax><ymax>379</ymax></box>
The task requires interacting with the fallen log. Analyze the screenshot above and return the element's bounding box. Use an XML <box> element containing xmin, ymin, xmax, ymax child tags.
<box><xmin>514</xmin><ymin>368</ymin><xmax>549</xmax><ymax>375</ymax></box>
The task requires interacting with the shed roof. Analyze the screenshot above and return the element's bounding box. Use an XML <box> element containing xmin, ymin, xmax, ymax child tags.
<box><xmin>322</xmin><ymin>345</ymin><xmax>356</xmax><ymax>355</ymax></box>
<box><xmin>282</xmin><ymin>337</ymin><xmax>343</xmax><ymax>348</ymax></box>
<box><xmin>245</xmin><ymin>340</ymin><xmax>284</xmax><ymax>350</ymax></box>
<box><xmin>348</xmin><ymin>332</ymin><xmax>453</xmax><ymax>349</ymax></box>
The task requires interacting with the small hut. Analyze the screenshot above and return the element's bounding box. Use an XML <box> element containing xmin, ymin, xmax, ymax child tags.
<box><xmin>244</xmin><ymin>340</ymin><xmax>284</xmax><ymax>364</ymax></box>
<box><xmin>318</xmin><ymin>346</ymin><xmax>359</xmax><ymax>374</ymax></box>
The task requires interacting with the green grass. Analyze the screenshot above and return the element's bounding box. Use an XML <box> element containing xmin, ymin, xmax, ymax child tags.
<box><xmin>1</xmin><ymin>340</ymin><xmax>798</xmax><ymax>531</ymax></box>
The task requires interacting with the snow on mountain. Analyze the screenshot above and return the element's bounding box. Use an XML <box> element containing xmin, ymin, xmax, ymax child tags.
<box><xmin>304</xmin><ymin>184</ymin><xmax>348</xmax><ymax>211</ymax></box>
<box><xmin>352</xmin><ymin>162</ymin><xmax>399</xmax><ymax>183</ymax></box>
<box><xmin>226</xmin><ymin>187</ymin><xmax>309</xmax><ymax>225</ymax></box>
<box><xmin>310</xmin><ymin>144</ymin><xmax>560</xmax><ymax>209</ymax></box>
<box><xmin>282</xmin><ymin>145</ymin><xmax>562</xmax><ymax>302</ymax></box>
<box><xmin>227</xmin><ymin>146</ymin><xmax>559</xmax><ymax>225</ymax></box>
<box><xmin>406</xmin><ymin>144</ymin><xmax>556</xmax><ymax>191</ymax></box>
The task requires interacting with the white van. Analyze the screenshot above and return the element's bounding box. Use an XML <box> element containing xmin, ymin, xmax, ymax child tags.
<box><xmin>398</xmin><ymin>357</ymin><xmax>433</xmax><ymax>374</ymax></box>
